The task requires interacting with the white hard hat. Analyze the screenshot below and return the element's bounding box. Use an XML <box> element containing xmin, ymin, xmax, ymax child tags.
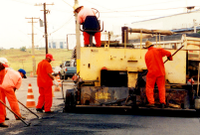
<box><xmin>0</xmin><ymin>57</ymin><xmax>9</xmax><ymax>67</ymax></box>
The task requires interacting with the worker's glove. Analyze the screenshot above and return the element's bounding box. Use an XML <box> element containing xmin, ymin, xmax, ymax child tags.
<box><xmin>53</xmin><ymin>80</ymin><xmax>59</xmax><ymax>86</ymax></box>
<box><xmin>167</xmin><ymin>55</ymin><xmax>173</xmax><ymax>61</ymax></box>
<box><xmin>14</xmin><ymin>88</ymin><xmax>17</xmax><ymax>92</ymax></box>
<box><xmin>187</xmin><ymin>78</ymin><xmax>194</xmax><ymax>85</ymax></box>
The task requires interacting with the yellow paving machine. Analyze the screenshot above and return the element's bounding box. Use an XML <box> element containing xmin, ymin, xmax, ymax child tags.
<box><xmin>63</xmin><ymin>27</ymin><xmax>200</xmax><ymax>114</ymax></box>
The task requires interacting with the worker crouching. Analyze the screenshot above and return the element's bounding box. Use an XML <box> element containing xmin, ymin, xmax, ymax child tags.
<box><xmin>0</xmin><ymin>58</ymin><xmax>27</xmax><ymax>127</ymax></box>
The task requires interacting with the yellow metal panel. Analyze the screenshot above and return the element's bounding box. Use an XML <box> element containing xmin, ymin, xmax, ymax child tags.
<box><xmin>187</xmin><ymin>45</ymin><xmax>200</xmax><ymax>60</ymax></box>
<box><xmin>165</xmin><ymin>50</ymin><xmax>186</xmax><ymax>83</ymax></box>
<box><xmin>128</xmin><ymin>72</ymin><xmax>138</xmax><ymax>87</ymax></box>
<box><xmin>80</xmin><ymin>47</ymin><xmax>147</xmax><ymax>79</ymax></box>
<box><xmin>80</xmin><ymin>47</ymin><xmax>186</xmax><ymax>86</ymax></box>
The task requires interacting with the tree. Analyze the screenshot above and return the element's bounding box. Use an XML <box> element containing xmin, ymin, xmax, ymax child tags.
<box><xmin>20</xmin><ymin>46</ymin><xmax>26</xmax><ymax>52</ymax></box>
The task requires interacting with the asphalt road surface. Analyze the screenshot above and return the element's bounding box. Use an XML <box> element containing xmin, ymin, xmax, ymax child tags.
<box><xmin>0</xmin><ymin>77</ymin><xmax>200</xmax><ymax>135</ymax></box>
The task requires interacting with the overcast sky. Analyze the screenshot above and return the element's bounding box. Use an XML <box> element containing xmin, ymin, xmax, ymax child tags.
<box><xmin>0</xmin><ymin>0</ymin><xmax>200</xmax><ymax>49</ymax></box>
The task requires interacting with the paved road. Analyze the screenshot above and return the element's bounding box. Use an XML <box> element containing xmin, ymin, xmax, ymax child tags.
<box><xmin>1</xmin><ymin>77</ymin><xmax>200</xmax><ymax>135</ymax></box>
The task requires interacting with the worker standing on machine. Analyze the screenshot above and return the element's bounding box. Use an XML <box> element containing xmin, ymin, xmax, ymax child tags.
<box><xmin>74</xmin><ymin>6</ymin><xmax>101</xmax><ymax>47</ymax></box>
<box><xmin>144</xmin><ymin>41</ymin><xmax>173</xmax><ymax>108</ymax></box>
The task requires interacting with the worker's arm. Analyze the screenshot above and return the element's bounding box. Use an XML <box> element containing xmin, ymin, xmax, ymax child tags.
<box><xmin>48</xmin><ymin>73</ymin><xmax>54</xmax><ymax>80</ymax></box>
<box><xmin>48</xmin><ymin>73</ymin><xmax>59</xmax><ymax>86</ymax></box>
<box><xmin>15</xmin><ymin>77</ymin><xmax>22</xmax><ymax>90</ymax></box>
<box><xmin>167</xmin><ymin>55</ymin><xmax>173</xmax><ymax>60</ymax></box>
<box><xmin>160</xmin><ymin>48</ymin><xmax>173</xmax><ymax>61</ymax></box>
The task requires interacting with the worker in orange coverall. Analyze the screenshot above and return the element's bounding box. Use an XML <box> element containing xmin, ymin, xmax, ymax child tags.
<box><xmin>74</xmin><ymin>6</ymin><xmax>101</xmax><ymax>47</ymax></box>
<box><xmin>144</xmin><ymin>41</ymin><xmax>173</xmax><ymax>108</ymax></box>
<box><xmin>36</xmin><ymin>54</ymin><xmax>57</xmax><ymax>113</ymax></box>
<box><xmin>0</xmin><ymin>58</ymin><xmax>8</xmax><ymax>127</ymax></box>
<box><xmin>0</xmin><ymin>58</ymin><xmax>27</xmax><ymax>127</ymax></box>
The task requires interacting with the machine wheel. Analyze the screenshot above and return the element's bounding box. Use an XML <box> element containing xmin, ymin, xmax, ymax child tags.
<box><xmin>64</xmin><ymin>75</ymin><xmax>69</xmax><ymax>80</ymax></box>
<box><xmin>196</xmin><ymin>109</ymin><xmax>200</xmax><ymax>116</ymax></box>
<box><xmin>63</xmin><ymin>89</ymin><xmax>76</xmax><ymax>112</ymax></box>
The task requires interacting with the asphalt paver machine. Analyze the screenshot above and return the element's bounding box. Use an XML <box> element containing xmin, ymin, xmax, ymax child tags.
<box><xmin>63</xmin><ymin>27</ymin><xmax>200</xmax><ymax>114</ymax></box>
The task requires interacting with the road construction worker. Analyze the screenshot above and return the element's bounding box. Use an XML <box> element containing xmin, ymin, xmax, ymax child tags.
<box><xmin>0</xmin><ymin>58</ymin><xmax>27</xmax><ymax>127</ymax></box>
<box><xmin>0</xmin><ymin>57</ymin><xmax>8</xmax><ymax>127</ymax></box>
<box><xmin>36</xmin><ymin>54</ymin><xmax>58</xmax><ymax>113</ymax></box>
<box><xmin>144</xmin><ymin>41</ymin><xmax>172</xmax><ymax>108</ymax></box>
<box><xmin>74</xmin><ymin>6</ymin><xmax>101</xmax><ymax>47</ymax></box>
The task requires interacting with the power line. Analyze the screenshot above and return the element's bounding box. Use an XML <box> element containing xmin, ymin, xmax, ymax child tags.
<box><xmin>50</xmin><ymin>16</ymin><xmax>74</xmax><ymax>34</ymax></box>
<box><xmin>101</xmin><ymin>6</ymin><xmax>198</xmax><ymax>13</ymax></box>
<box><xmin>61</xmin><ymin>0</ymin><xmax>73</xmax><ymax>8</ymax></box>
<box><xmin>114</xmin><ymin>0</ymin><xmax>185</xmax><ymax>10</ymax></box>
<box><xmin>83</xmin><ymin>0</ymin><xmax>112</xmax><ymax>11</ymax></box>
<box><xmin>83</xmin><ymin>0</ymin><xmax>185</xmax><ymax>11</ymax></box>
<box><xmin>10</xmin><ymin>0</ymin><xmax>35</xmax><ymax>5</ymax></box>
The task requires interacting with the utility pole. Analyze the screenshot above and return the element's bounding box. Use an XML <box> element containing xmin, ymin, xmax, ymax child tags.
<box><xmin>193</xmin><ymin>19</ymin><xmax>198</xmax><ymax>33</ymax></box>
<box><xmin>35</xmin><ymin>3</ymin><xmax>54</xmax><ymax>54</ymax></box>
<box><xmin>74</xmin><ymin>0</ymin><xmax>81</xmax><ymax>74</ymax></box>
<box><xmin>25</xmin><ymin>17</ymin><xmax>40</xmax><ymax>76</ymax></box>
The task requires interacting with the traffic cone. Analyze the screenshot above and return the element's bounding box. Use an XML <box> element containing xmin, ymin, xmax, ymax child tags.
<box><xmin>54</xmin><ymin>75</ymin><xmax>61</xmax><ymax>92</ymax></box>
<box><xmin>54</xmin><ymin>85</ymin><xmax>61</xmax><ymax>92</ymax></box>
<box><xmin>30</xmin><ymin>71</ymin><xmax>33</xmax><ymax>77</ymax></box>
<box><xmin>26</xmin><ymin>83</ymin><xmax>36</xmax><ymax>108</ymax></box>
<box><xmin>57</xmin><ymin>75</ymin><xmax>61</xmax><ymax>87</ymax></box>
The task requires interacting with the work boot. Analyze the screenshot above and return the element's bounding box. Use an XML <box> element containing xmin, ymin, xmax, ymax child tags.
<box><xmin>45</xmin><ymin>111</ymin><xmax>54</xmax><ymax>113</ymax></box>
<box><xmin>42</xmin><ymin>105</ymin><xmax>45</xmax><ymax>110</ymax></box>
<box><xmin>146</xmin><ymin>104</ymin><xmax>155</xmax><ymax>107</ymax></box>
<box><xmin>159</xmin><ymin>103</ymin><xmax>165</xmax><ymax>109</ymax></box>
<box><xmin>5</xmin><ymin>117</ymin><xmax>9</xmax><ymax>120</ymax></box>
<box><xmin>84</xmin><ymin>44</ymin><xmax>90</xmax><ymax>47</ymax></box>
<box><xmin>36</xmin><ymin>108</ymin><xmax>43</xmax><ymax>113</ymax></box>
<box><xmin>16</xmin><ymin>116</ymin><xmax>26</xmax><ymax>120</ymax></box>
<box><xmin>0</xmin><ymin>122</ymin><xmax>8</xmax><ymax>127</ymax></box>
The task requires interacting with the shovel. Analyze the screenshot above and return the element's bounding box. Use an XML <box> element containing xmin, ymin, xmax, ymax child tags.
<box><xmin>17</xmin><ymin>100</ymin><xmax>42</xmax><ymax>119</ymax></box>
<box><xmin>0</xmin><ymin>99</ymin><xmax>31</xmax><ymax>127</ymax></box>
<box><xmin>18</xmin><ymin>101</ymin><xmax>55</xmax><ymax>120</ymax></box>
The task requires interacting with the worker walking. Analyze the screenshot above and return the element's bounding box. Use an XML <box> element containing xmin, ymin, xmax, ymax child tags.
<box><xmin>144</xmin><ymin>41</ymin><xmax>173</xmax><ymax>108</ymax></box>
<box><xmin>36</xmin><ymin>54</ymin><xmax>57</xmax><ymax>113</ymax></box>
<box><xmin>0</xmin><ymin>58</ymin><xmax>27</xmax><ymax>126</ymax></box>
<box><xmin>74</xmin><ymin>6</ymin><xmax>101</xmax><ymax>47</ymax></box>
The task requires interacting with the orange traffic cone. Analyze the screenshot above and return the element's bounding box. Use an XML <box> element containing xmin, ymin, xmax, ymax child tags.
<box><xmin>54</xmin><ymin>75</ymin><xmax>61</xmax><ymax>92</ymax></box>
<box><xmin>30</xmin><ymin>71</ymin><xmax>33</xmax><ymax>77</ymax></box>
<box><xmin>57</xmin><ymin>75</ymin><xmax>61</xmax><ymax>87</ymax></box>
<box><xmin>54</xmin><ymin>85</ymin><xmax>61</xmax><ymax>92</ymax></box>
<box><xmin>26</xmin><ymin>83</ymin><xmax>36</xmax><ymax>108</ymax></box>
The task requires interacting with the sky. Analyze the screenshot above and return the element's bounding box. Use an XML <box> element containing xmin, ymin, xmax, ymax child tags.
<box><xmin>0</xmin><ymin>0</ymin><xmax>200</xmax><ymax>49</ymax></box>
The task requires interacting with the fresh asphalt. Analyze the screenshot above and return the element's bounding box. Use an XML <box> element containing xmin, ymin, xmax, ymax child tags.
<box><xmin>0</xmin><ymin>77</ymin><xmax>200</xmax><ymax>135</ymax></box>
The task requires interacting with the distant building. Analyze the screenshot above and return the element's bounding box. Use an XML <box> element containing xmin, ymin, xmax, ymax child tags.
<box><xmin>127</xmin><ymin>9</ymin><xmax>200</xmax><ymax>33</ymax></box>
<box><xmin>48</xmin><ymin>39</ymin><xmax>66</xmax><ymax>49</ymax></box>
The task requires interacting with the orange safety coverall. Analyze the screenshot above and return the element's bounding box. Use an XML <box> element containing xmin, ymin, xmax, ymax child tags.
<box><xmin>0</xmin><ymin>68</ymin><xmax>22</xmax><ymax>119</ymax></box>
<box><xmin>145</xmin><ymin>47</ymin><xmax>172</xmax><ymax>104</ymax></box>
<box><xmin>0</xmin><ymin>90</ymin><xmax>4</xmax><ymax>124</ymax></box>
<box><xmin>36</xmin><ymin>59</ymin><xmax>53</xmax><ymax>112</ymax></box>
<box><xmin>0</xmin><ymin>69</ymin><xmax>6</xmax><ymax>124</ymax></box>
<box><xmin>78</xmin><ymin>7</ymin><xmax>101</xmax><ymax>47</ymax></box>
